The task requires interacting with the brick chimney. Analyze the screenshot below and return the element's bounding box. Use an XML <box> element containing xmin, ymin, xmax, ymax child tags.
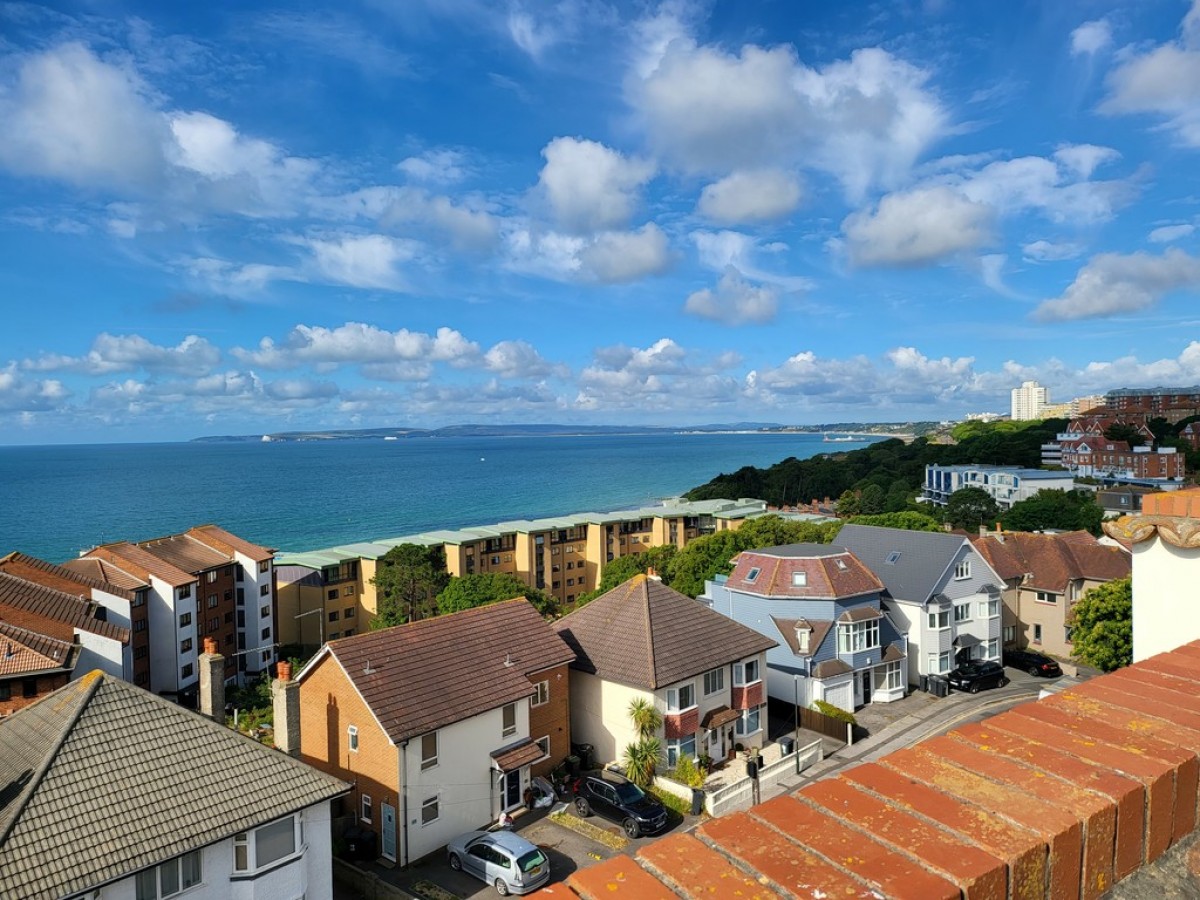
<box><xmin>198</xmin><ymin>636</ymin><xmax>225</xmax><ymax>724</ymax></box>
<box><xmin>273</xmin><ymin>659</ymin><xmax>301</xmax><ymax>757</ymax></box>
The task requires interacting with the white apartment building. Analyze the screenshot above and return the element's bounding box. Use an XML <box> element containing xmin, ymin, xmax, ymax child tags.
<box><xmin>923</xmin><ymin>464</ymin><xmax>1076</xmax><ymax>509</ymax></box>
<box><xmin>1011</xmin><ymin>380</ymin><xmax>1049</xmax><ymax>421</ymax></box>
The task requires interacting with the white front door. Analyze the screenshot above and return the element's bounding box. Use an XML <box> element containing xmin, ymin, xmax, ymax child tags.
<box><xmin>708</xmin><ymin>727</ymin><xmax>722</xmax><ymax>760</ymax></box>
<box><xmin>381</xmin><ymin>803</ymin><xmax>397</xmax><ymax>862</ymax></box>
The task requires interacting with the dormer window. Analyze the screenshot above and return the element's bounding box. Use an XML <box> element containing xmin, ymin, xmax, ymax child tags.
<box><xmin>791</xmin><ymin>571</ymin><xmax>807</xmax><ymax>587</ymax></box>
<box><xmin>745</xmin><ymin>567</ymin><xmax>761</xmax><ymax>584</ymax></box>
<box><xmin>796</xmin><ymin>625</ymin><xmax>811</xmax><ymax>653</ymax></box>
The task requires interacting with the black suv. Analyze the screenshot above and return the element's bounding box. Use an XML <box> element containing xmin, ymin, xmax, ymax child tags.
<box><xmin>1003</xmin><ymin>648</ymin><xmax>1063</xmax><ymax>677</ymax></box>
<box><xmin>946</xmin><ymin>660</ymin><xmax>1010</xmax><ymax>693</ymax></box>
<box><xmin>571</xmin><ymin>770</ymin><xmax>668</xmax><ymax>838</ymax></box>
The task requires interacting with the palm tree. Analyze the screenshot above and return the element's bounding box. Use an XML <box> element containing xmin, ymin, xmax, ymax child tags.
<box><xmin>628</xmin><ymin>697</ymin><xmax>663</xmax><ymax>740</ymax></box>
<box><xmin>622</xmin><ymin>737</ymin><xmax>662</xmax><ymax>788</ymax></box>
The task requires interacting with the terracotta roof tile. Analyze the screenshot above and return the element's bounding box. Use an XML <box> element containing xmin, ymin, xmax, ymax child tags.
<box><xmin>135</xmin><ymin>535</ymin><xmax>230</xmax><ymax>575</ymax></box>
<box><xmin>82</xmin><ymin>543</ymin><xmax>194</xmax><ymax>588</ymax></box>
<box><xmin>0</xmin><ymin>553</ymin><xmax>136</xmax><ymax>602</ymax></box>
<box><xmin>976</xmin><ymin>531</ymin><xmax>1130</xmax><ymax>593</ymax></box>
<box><xmin>59</xmin><ymin>558</ymin><xmax>147</xmax><ymax>592</ymax></box>
<box><xmin>0</xmin><ymin>573</ymin><xmax>128</xmax><ymax>643</ymax></box>
<box><xmin>491</xmin><ymin>739</ymin><xmax>543</xmax><ymax>773</ymax></box>
<box><xmin>307</xmin><ymin>598</ymin><xmax>574</xmax><ymax>744</ymax></box>
<box><xmin>187</xmin><ymin>524</ymin><xmax>273</xmax><ymax>562</ymax></box>
<box><xmin>770</xmin><ymin>616</ymin><xmax>832</xmax><ymax>657</ymax></box>
<box><xmin>727</xmin><ymin>543</ymin><xmax>884</xmax><ymax>599</ymax></box>
<box><xmin>0</xmin><ymin>623</ymin><xmax>77</xmax><ymax>679</ymax></box>
<box><xmin>553</xmin><ymin>575</ymin><xmax>776</xmax><ymax>690</ymax></box>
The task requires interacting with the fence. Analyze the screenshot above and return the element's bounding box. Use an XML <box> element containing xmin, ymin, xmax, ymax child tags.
<box><xmin>703</xmin><ymin>737</ymin><xmax>824</xmax><ymax>817</ymax></box>
<box><xmin>799</xmin><ymin>706</ymin><xmax>854</xmax><ymax>744</ymax></box>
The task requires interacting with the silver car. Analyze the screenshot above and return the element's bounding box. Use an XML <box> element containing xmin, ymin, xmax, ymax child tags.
<box><xmin>447</xmin><ymin>829</ymin><xmax>550</xmax><ymax>895</ymax></box>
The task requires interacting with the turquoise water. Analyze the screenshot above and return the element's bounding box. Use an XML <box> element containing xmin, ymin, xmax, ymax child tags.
<box><xmin>0</xmin><ymin>433</ymin><xmax>866</xmax><ymax>562</ymax></box>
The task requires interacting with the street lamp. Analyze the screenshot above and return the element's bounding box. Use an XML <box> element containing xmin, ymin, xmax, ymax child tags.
<box><xmin>294</xmin><ymin>607</ymin><xmax>324</xmax><ymax>647</ymax></box>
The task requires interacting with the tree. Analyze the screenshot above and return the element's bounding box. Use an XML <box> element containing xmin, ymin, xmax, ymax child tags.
<box><xmin>835</xmin><ymin>489</ymin><xmax>861</xmax><ymax>517</ymax></box>
<box><xmin>370</xmin><ymin>544</ymin><xmax>450</xmax><ymax>628</ymax></box>
<box><xmin>576</xmin><ymin>545</ymin><xmax>678</xmax><ymax>604</ymax></box>
<box><xmin>1001</xmin><ymin>489</ymin><xmax>1104</xmax><ymax>535</ymax></box>
<box><xmin>622</xmin><ymin>698</ymin><xmax>664</xmax><ymax>788</ymax></box>
<box><xmin>1104</xmin><ymin>423</ymin><xmax>1146</xmax><ymax>448</ymax></box>
<box><xmin>436</xmin><ymin>572</ymin><xmax>554</xmax><ymax>617</ymax></box>
<box><xmin>884</xmin><ymin>479</ymin><xmax>911</xmax><ymax>513</ymax></box>
<box><xmin>944</xmin><ymin>487</ymin><xmax>1001</xmax><ymax>531</ymax></box>
<box><xmin>666</xmin><ymin>530</ymin><xmax>744</xmax><ymax>598</ymax></box>
<box><xmin>844</xmin><ymin>511</ymin><xmax>943</xmax><ymax>532</ymax></box>
<box><xmin>858</xmin><ymin>483</ymin><xmax>886</xmax><ymax>515</ymax></box>
<box><xmin>1070</xmin><ymin>577</ymin><xmax>1132</xmax><ymax>672</ymax></box>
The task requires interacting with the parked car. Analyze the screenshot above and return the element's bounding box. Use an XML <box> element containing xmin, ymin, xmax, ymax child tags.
<box><xmin>571</xmin><ymin>770</ymin><xmax>669</xmax><ymax>838</ymax></box>
<box><xmin>1003</xmin><ymin>648</ymin><xmax>1064</xmax><ymax>677</ymax></box>
<box><xmin>946</xmin><ymin>660</ymin><xmax>1010</xmax><ymax>693</ymax></box>
<box><xmin>446</xmin><ymin>830</ymin><xmax>550</xmax><ymax>896</ymax></box>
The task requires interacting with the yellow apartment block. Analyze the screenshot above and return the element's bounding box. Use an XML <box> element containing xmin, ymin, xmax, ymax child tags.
<box><xmin>276</xmin><ymin>498</ymin><xmax>769</xmax><ymax>644</ymax></box>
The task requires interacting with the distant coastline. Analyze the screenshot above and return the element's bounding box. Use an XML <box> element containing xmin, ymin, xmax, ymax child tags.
<box><xmin>194</xmin><ymin>421</ymin><xmax>932</xmax><ymax>443</ymax></box>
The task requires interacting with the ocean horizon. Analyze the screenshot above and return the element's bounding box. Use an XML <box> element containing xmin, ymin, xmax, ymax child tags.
<box><xmin>0</xmin><ymin>432</ymin><xmax>873</xmax><ymax>563</ymax></box>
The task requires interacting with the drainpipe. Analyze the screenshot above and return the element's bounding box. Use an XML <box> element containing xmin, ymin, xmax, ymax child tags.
<box><xmin>400</xmin><ymin>739</ymin><xmax>409</xmax><ymax>867</ymax></box>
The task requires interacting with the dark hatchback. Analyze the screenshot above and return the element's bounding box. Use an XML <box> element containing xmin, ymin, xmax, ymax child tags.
<box><xmin>1003</xmin><ymin>648</ymin><xmax>1063</xmax><ymax>677</ymax></box>
<box><xmin>571</xmin><ymin>770</ymin><xmax>669</xmax><ymax>838</ymax></box>
<box><xmin>946</xmin><ymin>660</ymin><xmax>1010</xmax><ymax>693</ymax></box>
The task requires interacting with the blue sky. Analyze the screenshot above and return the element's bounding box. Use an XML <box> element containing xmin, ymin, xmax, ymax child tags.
<box><xmin>3</xmin><ymin>0</ymin><xmax>1200</xmax><ymax>444</ymax></box>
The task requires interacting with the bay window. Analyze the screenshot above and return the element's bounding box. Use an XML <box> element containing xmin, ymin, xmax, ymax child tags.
<box><xmin>233</xmin><ymin>814</ymin><xmax>302</xmax><ymax>875</ymax></box>
<box><xmin>837</xmin><ymin>619</ymin><xmax>879</xmax><ymax>654</ymax></box>
<box><xmin>733</xmin><ymin>658</ymin><xmax>760</xmax><ymax>685</ymax></box>
<box><xmin>666</xmin><ymin>683</ymin><xmax>695</xmax><ymax>712</ymax></box>
<box><xmin>734</xmin><ymin>706</ymin><xmax>761</xmax><ymax>737</ymax></box>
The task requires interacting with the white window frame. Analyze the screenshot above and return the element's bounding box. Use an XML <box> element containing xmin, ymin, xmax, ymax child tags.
<box><xmin>1003</xmin><ymin>625</ymin><xmax>1015</xmax><ymax>642</ymax></box>
<box><xmin>421</xmin><ymin>732</ymin><xmax>438</xmax><ymax>770</ymax></box>
<box><xmin>745</xmin><ymin>567</ymin><xmax>761</xmax><ymax>583</ymax></box>
<box><xmin>532</xmin><ymin>679</ymin><xmax>550</xmax><ymax>707</ymax></box>
<box><xmin>666</xmin><ymin>682</ymin><xmax>696</xmax><ymax>713</ymax></box>
<box><xmin>954</xmin><ymin>559</ymin><xmax>971</xmax><ymax>580</ymax></box>
<box><xmin>666</xmin><ymin>735</ymin><xmax>697</xmax><ymax>767</ymax></box>
<box><xmin>535</xmin><ymin>735</ymin><xmax>551</xmax><ymax>759</ymax></box>
<box><xmin>233</xmin><ymin>814</ymin><xmax>302</xmax><ymax>876</ymax></box>
<box><xmin>791</xmin><ymin>571</ymin><xmax>807</xmax><ymax>587</ymax></box>
<box><xmin>928</xmin><ymin>609</ymin><xmax>950</xmax><ymax>630</ymax></box>
<box><xmin>135</xmin><ymin>850</ymin><xmax>202</xmax><ymax>899</ymax></box>
<box><xmin>797</xmin><ymin>628</ymin><xmax>810</xmax><ymax>653</ymax></box>
<box><xmin>734</xmin><ymin>706</ymin><xmax>761</xmax><ymax>737</ymax></box>
<box><xmin>1035</xmin><ymin>591</ymin><xmax>1057</xmax><ymax>604</ymax></box>
<box><xmin>884</xmin><ymin>661</ymin><xmax>903</xmax><ymax>690</ymax></box>
<box><xmin>348</xmin><ymin>725</ymin><xmax>358</xmax><ymax>752</ymax></box>
<box><xmin>927</xmin><ymin>651</ymin><xmax>951</xmax><ymax>674</ymax></box>
<box><xmin>953</xmin><ymin>603</ymin><xmax>972</xmax><ymax>624</ymax></box>
<box><xmin>979</xmin><ymin>598</ymin><xmax>999</xmax><ymax>618</ymax></box>
<box><xmin>1033</xmin><ymin>624</ymin><xmax>1043</xmax><ymax>644</ymax></box>
<box><xmin>421</xmin><ymin>795</ymin><xmax>440</xmax><ymax>826</ymax></box>
<box><xmin>502</xmin><ymin>702</ymin><xmax>517</xmax><ymax>738</ymax></box>
<box><xmin>984</xmin><ymin>638</ymin><xmax>999</xmax><ymax>660</ymax></box>
<box><xmin>733</xmin><ymin>658</ymin><xmax>761</xmax><ymax>686</ymax></box>
<box><xmin>361</xmin><ymin>793</ymin><xmax>372</xmax><ymax>823</ymax></box>
<box><xmin>702</xmin><ymin>667</ymin><xmax>724</xmax><ymax>695</ymax></box>
<box><xmin>837</xmin><ymin>620</ymin><xmax>879</xmax><ymax>654</ymax></box>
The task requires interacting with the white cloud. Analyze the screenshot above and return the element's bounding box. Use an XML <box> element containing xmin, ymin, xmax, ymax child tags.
<box><xmin>397</xmin><ymin>149</ymin><xmax>471</xmax><ymax>185</ymax></box>
<box><xmin>578</xmin><ymin>224</ymin><xmax>673</xmax><ymax>283</ymax></box>
<box><xmin>1149</xmin><ymin>223</ymin><xmax>1196</xmax><ymax>243</ymax></box>
<box><xmin>684</xmin><ymin>268</ymin><xmax>779</xmax><ymax>325</ymax></box>
<box><xmin>1070</xmin><ymin>20</ymin><xmax>1112</xmax><ymax>56</ymax></box>
<box><xmin>978</xmin><ymin>254</ymin><xmax>1012</xmax><ymax>295</ymax></box>
<box><xmin>1102</xmin><ymin>2</ymin><xmax>1200</xmax><ymax>146</ymax></box>
<box><xmin>1053</xmin><ymin>144</ymin><xmax>1119</xmax><ymax>180</ymax></box>
<box><xmin>0</xmin><ymin>364</ymin><xmax>70</xmax><ymax>413</ymax></box>
<box><xmin>956</xmin><ymin>152</ymin><xmax>1132</xmax><ymax>224</ymax></box>
<box><xmin>696</xmin><ymin>169</ymin><xmax>802</xmax><ymax>224</ymax></box>
<box><xmin>22</xmin><ymin>334</ymin><xmax>220</xmax><ymax>375</ymax></box>
<box><xmin>691</xmin><ymin>230</ymin><xmax>813</xmax><ymax>290</ymax></box>
<box><xmin>302</xmin><ymin>234</ymin><xmax>418</xmax><ymax>290</ymax></box>
<box><xmin>483</xmin><ymin>340</ymin><xmax>563</xmax><ymax>378</ymax></box>
<box><xmin>321</xmin><ymin>186</ymin><xmax>498</xmax><ymax>252</ymax></box>
<box><xmin>0</xmin><ymin>42</ymin><xmax>169</xmax><ymax>190</ymax></box>
<box><xmin>234</xmin><ymin>323</ymin><xmax>481</xmax><ymax>370</ymax></box>
<box><xmin>631</xmin><ymin>42</ymin><xmax>946</xmax><ymax>201</ymax></box>
<box><xmin>537</xmin><ymin>137</ymin><xmax>656</xmax><ymax>232</ymax></box>
<box><xmin>184</xmin><ymin>258</ymin><xmax>295</xmax><ymax>296</ymax></box>
<box><xmin>1022</xmin><ymin>240</ymin><xmax>1084</xmax><ymax>262</ymax></box>
<box><xmin>841</xmin><ymin>186</ymin><xmax>994</xmax><ymax>267</ymax></box>
<box><xmin>1034</xmin><ymin>248</ymin><xmax>1200</xmax><ymax>321</ymax></box>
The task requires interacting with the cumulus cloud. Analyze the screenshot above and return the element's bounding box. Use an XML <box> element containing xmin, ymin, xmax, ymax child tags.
<box><xmin>841</xmin><ymin>186</ymin><xmax>994</xmax><ymax>267</ymax></box>
<box><xmin>22</xmin><ymin>334</ymin><xmax>220</xmax><ymax>376</ymax></box>
<box><xmin>1022</xmin><ymin>240</ymin><xmax>1085</xmax><ymax>262</ymax></box>
<box><xmin>301</xmin><ymin>234</ymin><xmax>419</xmax><ymax>290</ymax></box>
<box><xmin>397</xmin><ymin>148</ymin><xmax>471</xmax><ymax>184</ymax></box>
<box><xmin>0</xmin><ymin>364</ymin><xmax>70</xmax><ymax>413</ymax></box>
<box><xmin>483</xmin><ymin>340</ymin><xmax>564</xmax><ymax>378</ymax></box>
<box><xmin>632</xmin><ymin>41</ymin><xmax>946</xmax><ymax>201</ymax></box>
<box><xmin>537</xmin><ymin>137</ymin><xmax>656</xmax><ymax>232</ymax></box>
<box><xmin>684</xmin><ymin>269</ymin><xmax>780</xmax><ymax>325</ymax></box>
<box><xmin>1034</xmin><ymin>248</ymin><xmax>1200</xmax><ymax>321</ymax></box>
<box><xmin>0</xmin><ymin>42</ymin><xmax>169</xmax><ymax>190</ymax></box>
<box><xmin>234</xmin><ymin>322</ymin><xmax>481</xmax><ymax>370</ymax></box>
<box><xmin>696</xmin><ymin>169</ymin><xmax>802</xmax><ymax>224</ymax></box>
<box><xmin>577</xmin><ymin>224</ymin><xmax>673</xmax><ymax>282</ymax></box>
<box><xmin>1102</xmin><ymin>1</ymin><xmax>1200</xmax><ymax>146</ymax></box>
<box><xmin>1070</xmin><ymin>20</ymin><xmax>1112</xmax><ymax>56</ymax></box>
<box><xmin>1149</xmin><ymin>223</ymin><xmax>1196</xmax><ymax>243</ymax></box>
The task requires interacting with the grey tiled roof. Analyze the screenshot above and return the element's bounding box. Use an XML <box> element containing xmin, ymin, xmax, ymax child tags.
<box><xmin>0</xmin><ymin>672</ymin><xmax>348</xmax><ymax>900</ymax></box>
<box><xmin>553</xmin><ymin>575</ymin><xmax>777</xmax><ymax>689</ymax></box>
<box><xmin>835</xmin><ymin>524</ymin><xmax>970</xmax><ymax>604</ymax></box>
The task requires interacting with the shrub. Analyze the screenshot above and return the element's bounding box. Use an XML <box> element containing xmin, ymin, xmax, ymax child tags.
<box><xmin>649</xmin><ymin>785</ymin><xmax>692</xmax><ymax>816</ymax></box>
<box><xmin>670</xmin><ymin>754</ymin><xmax>705</xmax><ymax>788</ymax></box>
<box><xmin>813</xmin><ymin>699</ymin><xmax>857</xmax><ymax>726</ymax></box>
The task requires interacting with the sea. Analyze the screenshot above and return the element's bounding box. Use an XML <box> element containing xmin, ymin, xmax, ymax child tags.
<box><xmin>0</xmin><ymin>432</ymin><xmax>875</xmax><ymax>563</ymax></box>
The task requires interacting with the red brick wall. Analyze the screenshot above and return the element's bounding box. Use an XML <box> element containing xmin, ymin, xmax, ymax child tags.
<box><xmin>731</xmin><ymin>682</ymin><xmax>763</xmax><ymax>710</ymax></box>
<box><xmin>527</xmin><ymin>663</ymin><xmax>570</xmax><ymax>778</ymax></box>
<box><xmin>664</xmin><ymin>707</ymin><xmax>699</xmax><ymax>739</ymax></box>
<box><xmin>0</xmin><ymin>672</ymin><xmax>69</xmax><ymax>716</ymax></box>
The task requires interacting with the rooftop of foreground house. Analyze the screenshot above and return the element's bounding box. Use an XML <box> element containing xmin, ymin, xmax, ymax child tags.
<box><xmin>559</xmin><ymin>638</ymin><xmax>1200</xmax><ymax>900</ymax></box>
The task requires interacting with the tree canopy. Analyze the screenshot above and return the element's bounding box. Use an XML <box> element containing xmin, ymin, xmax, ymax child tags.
<box><xmin>436</xmin><ymin>572</ymin><xmax>553</xmax><ymax>617</ymax></box>
<box><xmin>575</xmin><ymin>544</ymin><xmax>678</xmax><ymax>605</ymax></box>
<box><xmin>943</xmin><ymin>486</ymin><xmax>1001</xmax><ymax>531</ymax></box>
<box><xmin>1000</xmin><ymin>489</ymin><xmax>1104</xmax><ymax>535</ymax></box>
<box><xmin>370</xmin><ymin>543</ymin><xmax>450</xmax><ymax>628</ymax></box>
<box><xmin>1070</xmin><ymin>577</ymin><xmax>1132</xmax><ymax>672</ymax></box>
<box><xmin>843</xmin><ymin>511</ymin><xmax>943</xmax><ymax>532</ymax></box>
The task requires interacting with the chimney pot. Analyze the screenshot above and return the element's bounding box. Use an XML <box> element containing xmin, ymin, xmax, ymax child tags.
<box><xmin>202</xmin><ymin>636</ymin><xmax>218</xmax><ymax>656</ymax></box>
<box><xmin>277</xmin><ymin>660</ymin><xmax>292</xmax><ymax>683</ymax></box>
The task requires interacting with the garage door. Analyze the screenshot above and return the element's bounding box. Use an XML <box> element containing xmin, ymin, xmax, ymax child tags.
<box><xmin>822</xmin><ymin>678</ymin><xmax>853</xmax><ymax>713</ymax></box>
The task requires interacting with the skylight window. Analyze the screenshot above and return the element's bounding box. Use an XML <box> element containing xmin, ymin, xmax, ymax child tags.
<box><xmin>745</xmin><ymin>567</ymin><xmax>761</xmax><ymax>583</ymax></box>
<box><xmin>835</xmin><ymin>559</ymin><xmax>847</xmax><ymax>570</ymax></box>
<box><xmin>885</xmin><ymin>551</ymin><xmax>901</xmax><ymax>564</ymax></box>
<box><xmin>792</xmin><ymin>571</ymin><xmax>807</xmax><ymax>587</ymax></box>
